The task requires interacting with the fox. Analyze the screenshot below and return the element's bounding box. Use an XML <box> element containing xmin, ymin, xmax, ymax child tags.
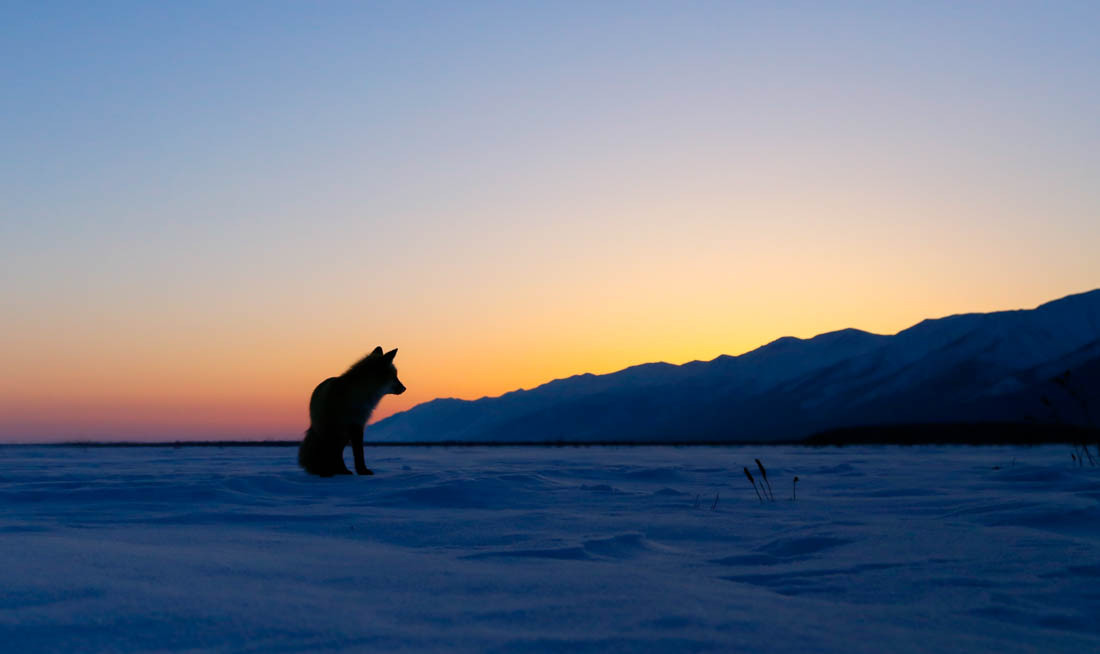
<box><xmin>298</xmin><ymin>347</ymin><xmax>406</xmax><ymax>476</ymax></box>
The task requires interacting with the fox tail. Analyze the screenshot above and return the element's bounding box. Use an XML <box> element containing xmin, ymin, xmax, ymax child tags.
<box><xmin>298</xmin><ymin>427</ymin><xmax>322</xmax><ymax>475</ymax></box>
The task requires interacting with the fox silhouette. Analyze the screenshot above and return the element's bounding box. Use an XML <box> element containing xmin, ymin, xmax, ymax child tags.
<box><xmin>298</xmin><ymin>347</ymin><xmax>406</xmax><ymax>476</ymax></box>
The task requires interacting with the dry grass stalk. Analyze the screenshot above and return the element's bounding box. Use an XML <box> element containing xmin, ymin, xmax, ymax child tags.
<box><xmin>755</xmin><ymin>458</ymin><xmax>775</xmax><ymax>501</ymax></box>
<box><xmin>744</xmin><ymin>467</ymin><xmax>763</xmax><ymax>503</ymax></box>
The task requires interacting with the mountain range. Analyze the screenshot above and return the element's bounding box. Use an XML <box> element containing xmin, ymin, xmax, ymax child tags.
<box><xmin>371</xmin><ymin>289</ymin><xmax>1100</xmax><ymax>442</ymax></box>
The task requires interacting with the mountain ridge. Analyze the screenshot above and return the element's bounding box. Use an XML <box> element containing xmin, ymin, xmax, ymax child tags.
<box><xmin>372</xmin><ymin>289</ymin><xmax>1100</xmax><ymax>442</ymax></box>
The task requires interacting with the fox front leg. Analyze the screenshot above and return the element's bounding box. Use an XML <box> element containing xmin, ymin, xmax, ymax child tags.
<box><xmin>349</xmin><ymin>426</ymin><xmax>373</xmax><ymax>476</ymax></box>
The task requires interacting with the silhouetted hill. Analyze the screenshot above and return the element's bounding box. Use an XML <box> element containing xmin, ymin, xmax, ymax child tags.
<box><xmin>371</xmin><ymin>289</ymin><xmax>1100</xmax><ymax>442</ymax></box>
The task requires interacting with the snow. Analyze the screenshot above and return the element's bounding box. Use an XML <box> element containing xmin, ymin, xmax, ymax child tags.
<box><xmin>1</xmin><ymin>445</ymin><xmax>1098</xmax><ymax>652</ymax></box>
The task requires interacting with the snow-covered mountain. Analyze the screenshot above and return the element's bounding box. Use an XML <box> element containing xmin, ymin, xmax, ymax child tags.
<box><xmin>370</xmin><ymin>289</ymin><xmax>1100</xmax><ymax>442</ymax></box>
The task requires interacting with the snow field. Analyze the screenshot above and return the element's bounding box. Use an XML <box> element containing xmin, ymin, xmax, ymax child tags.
<box><xmin>0</xmin><ymin>445</ymin><xmax>1097</xmax><ymax>652</ymax></box>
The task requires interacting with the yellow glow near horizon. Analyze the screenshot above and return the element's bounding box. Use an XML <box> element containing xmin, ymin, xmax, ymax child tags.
<box><xmin>2</xmin><ymin>277</ymin><xmax>1092</xmax><ymax>440</ymax></box>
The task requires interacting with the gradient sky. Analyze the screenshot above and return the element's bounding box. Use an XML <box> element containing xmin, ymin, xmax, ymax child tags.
<box><xmin>3</xmin><ymin>1</ymin><xmax>1099</xmax><ymax>441</ymax></box>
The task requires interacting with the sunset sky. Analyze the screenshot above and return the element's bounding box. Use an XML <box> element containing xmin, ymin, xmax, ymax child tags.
<box><xmin>3</xmin><ymin>2</ymin><xmax>1099</xmax><ymax>441</ymax></box>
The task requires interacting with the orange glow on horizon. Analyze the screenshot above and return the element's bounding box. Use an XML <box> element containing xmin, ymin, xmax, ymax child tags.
<box><xmin>3</xmin><ymin>280</ymin><xmax>1092</xmax><ymax>442</ymax></box>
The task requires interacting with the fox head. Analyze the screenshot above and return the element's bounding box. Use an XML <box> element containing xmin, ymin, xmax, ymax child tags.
<box><xmin>347</xmin><ymin>346</ymin><xmax>406</xmax><ymax>395</ymax></box>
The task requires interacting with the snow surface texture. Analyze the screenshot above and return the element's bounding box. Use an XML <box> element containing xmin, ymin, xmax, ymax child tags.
<box><xmin>1</xmin><ymin>445</ymin><xmax>1098</xmax><ymax>653</ymax></box>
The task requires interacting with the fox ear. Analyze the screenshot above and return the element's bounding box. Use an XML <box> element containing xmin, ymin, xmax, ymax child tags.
<box><xmin>370</xmin><ymin>346</ymin><xmax>383</xmax><ymax>358</ymax></box>
<box><xmin>383</xmin><ymin>348</ymin><xmax>398</xmax><ymax>362</ymax></box>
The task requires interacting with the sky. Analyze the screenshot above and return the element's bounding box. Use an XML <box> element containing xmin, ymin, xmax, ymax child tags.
<box><xmin>2</xmin><ymin>1</ymin><xmax>1099</xmax><ymax>442</ymax></box>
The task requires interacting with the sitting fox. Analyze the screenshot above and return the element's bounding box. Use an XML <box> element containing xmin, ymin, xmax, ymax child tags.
<box><xmin>298</xmin><ymin>347</ymin><xmax>406</xmax><ymax>476</ymax></box>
